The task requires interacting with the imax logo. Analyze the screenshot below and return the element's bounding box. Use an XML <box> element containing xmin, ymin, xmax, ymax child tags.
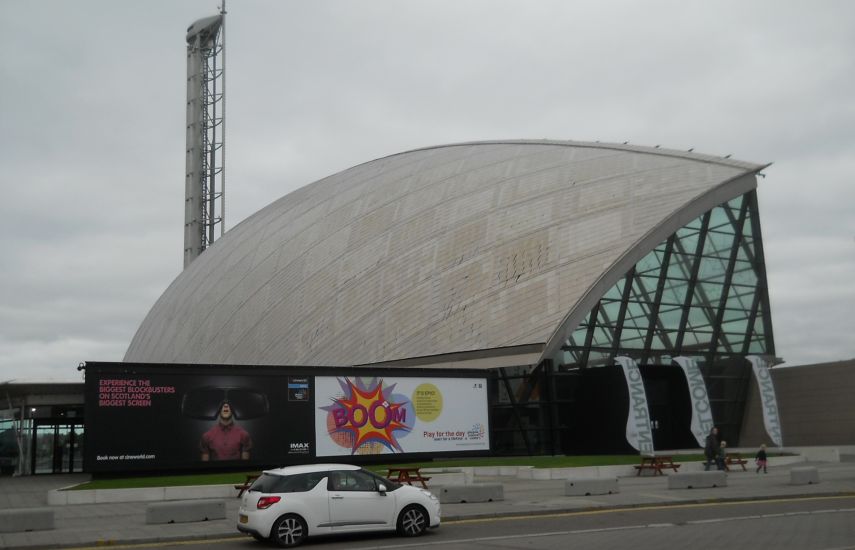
<box><xmin>289</xmin><ymin>443</ymin><xmax>310</xmax><ymax>453</ymax></box>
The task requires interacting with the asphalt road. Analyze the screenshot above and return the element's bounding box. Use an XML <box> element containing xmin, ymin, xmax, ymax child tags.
<box><xmin>70</xmin><ymin>495</ymin><xmax>855</xmax><ymax>550</ymax></box>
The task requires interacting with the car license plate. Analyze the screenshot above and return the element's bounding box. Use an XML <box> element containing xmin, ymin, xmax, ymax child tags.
<box><xmin>239</xmin><ymin>514</ymin><xmax>248</xmax><ymax>524</ymax></box>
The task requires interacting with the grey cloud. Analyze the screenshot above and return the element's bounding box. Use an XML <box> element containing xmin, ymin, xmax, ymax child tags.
<box><xmin>1</xmin><ymin>0</ymin><xmax>853</xmax><ymax>380</ymax></box>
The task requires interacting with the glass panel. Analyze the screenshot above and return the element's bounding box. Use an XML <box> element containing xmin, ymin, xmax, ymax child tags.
<box><xmin>602</xmin><ymin>279</ymin><xmax>625</xmax><ymax>300</ymax></box>
<box><xmin>623</xmin><ymin>302</ymin><xmax>650</xmax><ymax>329</ymax></box>
<box><xmin>728</xmin><ymin>194</ymin><xmax>744</xmax><ymax>211</ymax></box>
<box><xmin>707</xmin><ymin>207</ymin><xmax>731</xmax><ymax>231</ymax></box>
<box><xmin>620</xmin><ymin>337</ymin><xmax>646</xmax><ymax>351</ymax></box>
<box><xmin>661</xmin><ymin>330</ymin><xmax>681</xmax><ymax>348</ymax></box>
<box><xmin>749</xmin><ymin>337</ymin><xmax>766</xmax><ymax>353</ymax></box>
<box><xmin>684</xmin><ymin>216</ymin><xmax>703</xmax><ymax>230</ymax></box>
<box><xmin>56</xmin><ymin>425</ymin><xmax>71</xmax><ymax>473</ymax></box>
<box><xmin>636</xmin><ymin>250</ymin><xmax>663</xmax><ymax>275</ymax></box>
<box><xmin>33</xmin><ymin>426</ymin><xmax>55</xmax><ymax>474</ymax></box>
<box><xmin>722</xmin><ymin>308</ymin><xmax>748</xmax><ymax>322</ymax></box>
<box><xmin>619</xmin><ymin>328</ymin><xmax>646</xmax><ymax>348</ymax></box>
<box><xmin>648</xmin><ymin>331</ymin><xmax>666</xmax><ymax>349</ymax></box>
<box><xmin>0</xmin><ymin>419</ymin><xmax>19</xmax><ymax>475</ymax></box>
<box><xmin>703</xmin><ymin>230</ymin><xmax>735</xmax><ymax>257</ymax></box>
<box><xmin>683</xmin><ymin>330</ymin><xmax>714</xmax><ymax>347</ymax></box>
<box><xmin>71</xmin><ymin>426</ymin><xmax>84</xmax><ymax>473</ymax></box>
<box><xmin>660</xmin><ymin>279</ymin><xmax>688</xmax><ymax>305</ymax></box>
<box><xmin>717</xmin><ymin>332</ymin><xmax>741</xmax><ymax>351</ymax></box>
<box><xmin>667</xmin><ymin>254</ymin><xmax>693</xmax><ymax>279</ymax></box>
<box><xmin>634</xmin><ymin>275</ymin><xmax>659</xmax><ymax>300</ymax></box>
<box><xmin>696</xmin><ymin>281</ymin><xmax>725</xmax><ymax>303</ymax></box>
<box><xmin>697</xmin><ymin>257</ymin><xmax>728</xmax><ymax>282</ymax></box>
<box><xmin>591</xmin><ymin>326</ymin><xmax>614</xmax><ymax>348</ymax></box>
<box><xmin>597</xmin><ymin>301</ymin><xmax>622</xmax><ymax>325</ymax></box>
<box><xmin>731</xmin><ymin>262</ymin><xmax>758</xmax><ymax>286</ymax></box>
<box><xmin>726</xmin><ymin>287</ymin><xmax>752</xmax><ymax>311</ymax></box>
<box><xmin>675</xmin><ymin>231</ymin><xmax>700</xmax><ymax>255</ymax></box>
<box><xmin>567</xmin><ymin>326</ymin><xmax>588</xmax><ymax>347</ymax></box>
<box><xmin>657</xmin><ymin>306</ymin><xmax>683</xmax><ymax>330</ymax></box>
<box><xmin>687</xmin><ymin>306</ymin><xmax>714</xmax><ymax>330</ymax></box>
<box><xmin>721</xmin><ymin>318</ymin><xmax>749</xmax><ymax>334</ymax></box>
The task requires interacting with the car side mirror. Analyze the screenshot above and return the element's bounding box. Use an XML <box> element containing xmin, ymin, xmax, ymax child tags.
<box><xmin>377</xmin><ymin>483</ymin><xmax>387</xmax><ymax>495</ymax></box>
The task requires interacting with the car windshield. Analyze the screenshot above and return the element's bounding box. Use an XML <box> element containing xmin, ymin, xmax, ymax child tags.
<box><xmin>249</xmin><ymin>471</ymin><xmax>328</xmax><ymax>494</ymax></box>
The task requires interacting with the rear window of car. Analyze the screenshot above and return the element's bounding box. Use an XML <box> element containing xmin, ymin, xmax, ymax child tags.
<box><xmin>250</xmin><ymin>471</ymin><xmax>328</xmax><ymax>494</ymax></box>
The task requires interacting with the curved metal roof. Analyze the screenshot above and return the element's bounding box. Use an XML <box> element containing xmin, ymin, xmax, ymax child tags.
<box><xmin>124</xmin><ymin>140</ymin><xmax>765</xmax><ymax>367</ymax></box>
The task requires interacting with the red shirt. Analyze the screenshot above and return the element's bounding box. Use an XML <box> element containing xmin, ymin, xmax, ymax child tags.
<box><xmin>200</xmin><ymin>422</ymin><xmax>252</xmax><ymax>460</ymax></box>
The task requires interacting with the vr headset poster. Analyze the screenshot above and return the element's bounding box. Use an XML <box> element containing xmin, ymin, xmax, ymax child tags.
<box><xmin>85</xmin><ymin>370</ymin><xmax>314</xmax><ymax>472</ymax></box>
<box><xmin>314</xmin><ymin>376</ymin><xmax>490</xmax><ymax>456</ymax></box>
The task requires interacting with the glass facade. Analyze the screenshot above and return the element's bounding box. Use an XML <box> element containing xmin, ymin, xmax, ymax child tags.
<box><xmin>491</xmin><ymin>191</ymin><xmax>775</xmax><ymax>455</ymax></box>
<box><xmin>558</xmin><ymin>191</ymin><xmax>773</xmax><ymax>368</ymax></box>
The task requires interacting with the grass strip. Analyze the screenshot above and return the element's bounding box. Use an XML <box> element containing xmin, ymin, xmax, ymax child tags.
<box><xmin>69</xmin><ymin>454</ymin><xmax>710</xmax><ymax>491</ymax></box>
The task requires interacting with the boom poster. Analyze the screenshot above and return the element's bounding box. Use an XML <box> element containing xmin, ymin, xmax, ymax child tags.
<box><xmin>314</xmin><ymin>376</ymin><xmax>490</xmax><ymax>456</ymax></box>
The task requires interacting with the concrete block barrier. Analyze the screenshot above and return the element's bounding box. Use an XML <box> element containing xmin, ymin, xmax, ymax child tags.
<box><xmin>0</xmin><ymin>508</ymin><xmax>55</xmax><ymax>532</ymax></box>
<box><xmin>564</xmin><ymin>477</ymin><xmax>619</xmax><ymax>496</ymax></box>
<box><xmin>438</xmin><ymin>483</ymin><xmax>504</xmax><ymax>503</ymax></box>
<box><xmin>48</xmin><ymin>484</ymin><xmax>236</xmax><ymax>506</ymax></box>
<box><xmin>145</xmin><ymin>499</ymin><xmax>226</xmax><ymax>524</ymax></box>
<box><xmin>790</xmin><ymin>466</ymin><xmax>820</xmax><ymax>485</ymax></box>
<box><xmin>667</xmin><ymin>471</ymin><xmax>727</xmax><ymax>489</ymax></box>
<box><xmin>421</xmin><ymin>468</ymin><xmax>471</xmax><ymax>485</ymax></box>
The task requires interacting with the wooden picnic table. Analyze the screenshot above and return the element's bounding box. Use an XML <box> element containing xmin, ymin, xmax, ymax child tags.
<box><xmin>634</xmin><ymin>455</ymin><xmax>681</xmax><ymax>476</ymax></box>
<box><xmin>234</xmin><ymin>473</ymin><xmax>260</xmax><ymax>497</ymax></box>
<box><xmin>386</xmin><ymin>467</ymin><xmax>431</xmax><ymax>489</ymax></box>
<box><xmin>725</xmin><ymin>452</ymin><xmax>748</xmax><ymax>471</ymax></box>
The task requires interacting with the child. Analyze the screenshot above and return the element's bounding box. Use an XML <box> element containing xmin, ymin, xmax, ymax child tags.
<box><xmin>755</xmin><ymin>443</ymin><xmax>768</xmax><ymax>473</ymax></box>
<box><xmin>716</xmin><ymin>440</ymin><xmax>727</xmax><ymax>471</ymax></box>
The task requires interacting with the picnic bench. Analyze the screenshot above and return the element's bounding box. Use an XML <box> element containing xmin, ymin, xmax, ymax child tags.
<box><xmin>634</xmin><ymin>455</ymin><xmax>681</xmax><ymax>476</ymax></box>
<box><xmin>386</xmin><ymin>467</ymin><xmax>431</xmax><ymax>489</ymax></box>
<box><xmin>725</xmin><ymin>453</ymin><xmax>748</xmax><ymax>471</ymax></box>
<box><xmin>234</xmin><ymin>474</ymin><xmax>260</xmax><ymax>497</ymax></box>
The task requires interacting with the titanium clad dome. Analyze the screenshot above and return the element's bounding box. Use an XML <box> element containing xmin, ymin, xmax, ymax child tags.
<box><xmin>124</xmin><ymin>140</ymin><xmax>765</xmax><ymax>367</ymax></box>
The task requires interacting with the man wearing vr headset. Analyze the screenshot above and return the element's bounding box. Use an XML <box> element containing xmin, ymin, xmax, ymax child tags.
<box><xmin>199</xmin><ymin>401</ymin><xmax>253</xmax><ymax>461</ymax></box>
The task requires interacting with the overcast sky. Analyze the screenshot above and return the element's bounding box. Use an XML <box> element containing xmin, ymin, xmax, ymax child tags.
<box><xmin>1</xmin><ymin>0</ymin><xmax>853</xmax><ymax>382</ymax></box>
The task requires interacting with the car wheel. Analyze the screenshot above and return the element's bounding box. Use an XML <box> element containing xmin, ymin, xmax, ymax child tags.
<box><xmin>397</xmin><ymin>505</ymin><xmax>428</xmax><ymax>537</ymax></box>
<box><xmin>271</xmin><ymin>514</ymin><xmax>307</xmax><ymax>547</ymax></box>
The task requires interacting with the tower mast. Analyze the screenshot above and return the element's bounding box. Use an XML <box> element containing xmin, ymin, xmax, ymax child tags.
<box><xmin>184</xmin><ymin>5</ymin><xmax>226</xmax><ymax>268</ymax></box>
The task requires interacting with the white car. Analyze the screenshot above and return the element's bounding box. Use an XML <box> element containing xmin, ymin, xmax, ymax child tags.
<box><xmin>237</xmin><ymin>463</ymin><xmax>441</xmax><ymax>547</ymax></box>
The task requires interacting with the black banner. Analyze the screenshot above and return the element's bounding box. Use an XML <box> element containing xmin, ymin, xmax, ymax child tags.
<box><xmin>83</xmin><ymin>363</ymin><xmax>314</xmax><ymax>473</ymax></box>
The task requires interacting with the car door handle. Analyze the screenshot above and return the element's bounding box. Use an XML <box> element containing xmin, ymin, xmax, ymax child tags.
<box><xmin>331</xmin><ymin>495</ymin><xmax>344</xmax><ymax>499</ymax></box>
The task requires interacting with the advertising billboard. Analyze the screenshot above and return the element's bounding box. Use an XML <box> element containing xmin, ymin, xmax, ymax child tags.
<box><xmin>314</xmin><ymin>376</ymin><xmax>490</xmax><ymax>456</ymax></box>
<box><xmin>84</xmin><ymin>364</ymin><xmax>315</xmax><ymax>473</ymax></box>
<box><xmin>84</xmin><ymin>363</ymin><xmax>490</xmax><ymax>473</ymax></box>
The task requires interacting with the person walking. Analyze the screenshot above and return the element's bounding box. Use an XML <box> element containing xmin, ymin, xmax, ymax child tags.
<box><xmin>755</xmin><ymin>443</ymin><xmax>768</xmax><ymax>473</ymax></box>
<box><xmin>704</xmin><ymin>426</ymin><xmax>720</xmax><ymax>471</ymax></box>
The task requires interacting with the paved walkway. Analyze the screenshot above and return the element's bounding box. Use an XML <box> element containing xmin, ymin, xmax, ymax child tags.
<box><xmin>1</xmin><ymin>461</ymin><xmax>854</xmax><ymax>549</ymax></box>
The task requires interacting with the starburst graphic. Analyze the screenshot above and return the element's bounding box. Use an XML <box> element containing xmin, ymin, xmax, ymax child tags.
<box><xmin>321</xmin><ymin>378</ymin><xmax>411</xmax><ymax>454</ymax></box>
